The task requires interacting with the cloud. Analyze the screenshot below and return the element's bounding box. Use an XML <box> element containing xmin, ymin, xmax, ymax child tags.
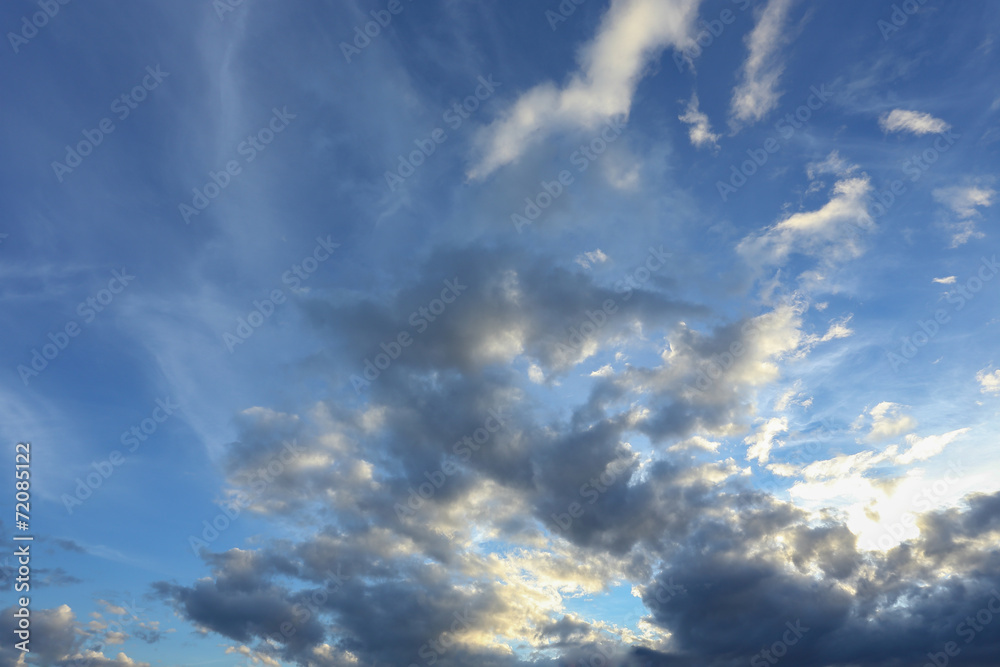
<box><xmin>933</xmin><ymin>276</ymin><xmax>957</xmax><ymax>284</ymax></box>
<box><xmin>946</xmin><ymin>220</ymin><xmax>985</xmax><ymax>248</ymax></box>
<box><xmin>879</xmin><ymin>109</ymin><xmax>951</xmax><ymax>135</ymax></box>
<box><xmin>977</xmin><ymin>366</ymin><xmax>1000</xmax><ymax>394</ymax></box>
<box><xmin>729</xmin><ymin>0</ymin><xmax>797</xmax><ymax>129</ymax></box>
<box><xmin>678</xmin><ymin>93</ymin><xmax>720</xmax><ymax>151</ymax></box>
<box><xmin>469</xmin><ymin>0</ymin><xmax>701</xmax><ymax>178</ymax></box>
<box><xmin>0</xmin><ymin>603</ymin><xmax>152</xmax><ymax>667</ymax></box>
<box><xmin>60</xmin><ymin>650</ymin><xmax>151</xmax><ymax>667</ymax></box>
<box><xmin>670</xmin><ymin>435</ymin><xmax>721</xmax><ymax>452</ymax></box>
<box><xmin>862</xmin><ymin>401</ymin><xmax>916</xmax><ymax>442</ymax></box>
<box><xmin>933</xmin><ymin>185</ymin><xmax>995</xmax><ymax>247</ymax></box>
<box><xmin>894</xmin><ymin>428</ymin><xmax>968</xmax><ymax>465</ymax></box>
<box><xmin>575</xmin><ymin>249</ymin><xmax>609</xmax><ymax>269</ymax></box>
<box><xmin>98</xmin><ymin>600</ymin><xmax>129</xmax><ymax>616</ymax></box>
<box><xmin>745</xmin><ymin>417</ymin><xmax>788</xmax><ymax>463</ymax></box>
<box><xmin>933</xmin><ymin>185</ymin><xmax>996</xmax><ymax>218</ymax></box>
<box><xmin>806</xmin><ymin>150</ymin><xmax>857</xmax><ymax>180</ymax></box>
<box><xmin>737</xmin><ymin>177</ymin><xmax>873</xmax><ymax>268</ymax></box>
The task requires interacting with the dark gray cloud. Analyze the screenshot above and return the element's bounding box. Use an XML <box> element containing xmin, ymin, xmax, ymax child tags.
<box><xmin>154</xmin><ymin>243</ymin><xmax>1000</xmax><ymax>667</ymax></box>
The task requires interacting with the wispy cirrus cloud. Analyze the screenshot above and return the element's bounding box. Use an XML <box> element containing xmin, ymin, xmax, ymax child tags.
<box><xmin>933</xmin><ymin>184</ymin><xmax>995</xmax><ymax>246</ymax></box>
<box><xmin>879</xmin><ymin>109</ymin><xmax>951</xmax><ymax>135</ymax></box>
<box><xmin>469</xmin><ymin>0</ymin><xmax>702</xmax><ymax>179</ymax></box>
<box><xmin>737</xmin><ymin>176</ymin><xmax>873</xmax><ymax>269</ymax></box>
<box><xmin>728</xmin><ymin>0</ymin><xmax>798</xmax><ymax>130</ymax></box>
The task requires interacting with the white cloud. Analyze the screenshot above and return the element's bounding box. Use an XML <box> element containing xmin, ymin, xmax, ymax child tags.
<box><xmin>932</xmin><ymin>276</ymin><xmax>957</xmax><ymax>284</ymax></box>
<box><xmin>670</xmin><ymin>435</ymin><xmax>721</xmax><ymax>452</ymax></box>
<box><xmin>933</xmin><ymin>185</ymin><xmax>995</xmax><ymax>247</ymax></box>
<box><xmin>574</xmin><ymin>249</ymin><xmax>609</xmax><ymax>269</ymax></box>
<box><xmin>98</xmin><ymin>600</ymin><xmax>128</xmax><ymax>616</ymax></box>
<box><xmin>678</xmin><ymin>93</ymin><xmax>720</xmax><ymax>150</ymax></box>
<box><xmin>977</xmin><ymin>366</ymin><xmax>1000</xmax><ymax>395</ymax></box>
<box><xmin>469</xmin><ymin>0</ymin><xmax>701</xmax><ymax>178</ymax></box>
<box><xmin>817</xmin><ymin>315</ymin><xmax>854</xmax><ymax>343</ymax></box>
<box><xmin>744</xmin><ymin>417</ymin><xmax>788</xmax><ymax>463</ymax></box>
<box><xmin>798</xmin><ymin>447</ymin><xmax>897</xmax><ymax>482</ymax></box>
<box><xmin>894</xmin><ymin>428</ymin><xmax>969</xmax><ymax>465</ymax></box>
<box><xmin>67</xmin><ymin>650</ymin><xmax>150</xmax><ymax>666</ymax></box>
<box><xmin>946</xmin><ymin>220</ymin><xmax>985</xmax><ymax>248</ymax></box>
<box><xmin>806</xmin><ymin>150</ymin><xmax>857</xmax><ymax>180</ymax></box>
<box><xmin>774</xmin><ymin>382</ymin><xmax>812</xmax><ymax>411</ymax></box>
<box><xmin>729</xmin><ymin>0</ymin><xmax>797</xmax><ymax>129</ymax></box>
<box><xmin>590</xmin><ymin>364</ymin><xmax>615</xmax><ymax>377</ymax></box>
<box><xmin>737</xmin><ymin>177</ymin><xmax>873</xmax><ymax>268</ymax></box>
<box><xmin>933</xmin><ymin>185</ymin><xmax>996</xmax><ymax>218</ymax></box>
<box><xmin>528</xmin><ymin>364</ymin><xmax>545</xmax><ymax>384</ymax></box>
<box><xmin>879</xmin><ymin>109</ymin><xmax>950</xmax><ymax>135</ymax></box>
<box><xmin>863</xmin><ymin>401</ymin><xmax>916</xmax><ymax>443</ymax></box>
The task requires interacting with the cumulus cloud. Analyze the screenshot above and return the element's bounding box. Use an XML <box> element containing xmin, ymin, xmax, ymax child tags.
<box><xmin>879</xmin><ymin>109</ymin><xmax>951</xmax><ymax>135</ymax></box>
<box><xmin>678</xmin><ymin>93</ymin><xmax>720</xmax><ymax>151</ymax></box>
<box><xmin>729</xmin><ymin>0</ymin><xmax>797</xmax><ymax>129</ymax></box>
<box><xmin>0</xmin><ymin>604</ymin><xmax>152</xmax><ymax>667</ymax></box>
<box><xmin>978</xmin><ymin>366</ymin><xmax>1000</xmax><ymax>394</ymax></box>
<box><xmin>469</xmin><ymin>0</ymin><xmax>701</xmax><ymax>178</ymax></box>
<box><xmin>861</xmin><ymin>401</ymin><xmax>917</xmax><ymax>442</ymax></box>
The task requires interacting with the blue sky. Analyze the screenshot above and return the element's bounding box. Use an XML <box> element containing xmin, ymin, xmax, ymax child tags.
<box><xmin>2</xmin><ymin>0</ymin><xmax>1000</xmax><ymax>666</ymax></box>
